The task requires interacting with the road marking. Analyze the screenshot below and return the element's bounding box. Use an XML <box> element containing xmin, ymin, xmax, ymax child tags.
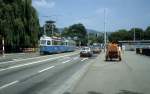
<box><xmin>0</xmin><ymin>80</ymin><xmax>19</xmax><ymax>90</ymax></box>
<box><xmin>0</xmin><ymin>53</ymin><xmax>78</xmax><ymax>72</ymax></box>
<box><xmin>73</xmin><ymin>57</ymin><xmax>79</xmax><ymax>60</ymax></box>
<box><xmin>81</xmin><ymin>58</ymin><xmax>88</xmax><ymax>61</ymax></box>
<box><xmin>0</xmin><ymin>52</ymin><xmax>79</xmax><ymax>65</ymax></box>
<box><xmin>38</xmin><ymin>66</ymin><xmax>55</xmax><ymax>73</ymax></box>
<box><xmin>62</xmin><ymin>60</ymin><xmax>71</xmax><ymax>64</ymax></box>
<box><xmin>13</xmin><ymin>58</ymin><xmax>22</xmax><ymax>61</ymax></box>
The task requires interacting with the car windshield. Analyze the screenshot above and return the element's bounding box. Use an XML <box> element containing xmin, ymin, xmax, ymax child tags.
<box><xmin>82</xmin><ymin>47</ymin><xmax>90</xmax><ymax>50</ymax></box>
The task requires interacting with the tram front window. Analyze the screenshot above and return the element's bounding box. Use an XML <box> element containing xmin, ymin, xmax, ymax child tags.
<box><xmin>40</xmin><ymin>40</ymin><xmax>46</xmax><ymax>45</ymax></box>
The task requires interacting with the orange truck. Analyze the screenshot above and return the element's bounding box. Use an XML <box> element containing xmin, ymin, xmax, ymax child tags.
<box><xmin>105</xmin><ymin>43</ymin><xmax>121</xmax><ymax>61</ymax></box>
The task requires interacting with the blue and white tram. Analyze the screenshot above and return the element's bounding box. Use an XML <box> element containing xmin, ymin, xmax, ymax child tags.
<box><xmin>40</xmin><ymin>35</ymin><xmax>76</xmax><ymax>54</ymax></box>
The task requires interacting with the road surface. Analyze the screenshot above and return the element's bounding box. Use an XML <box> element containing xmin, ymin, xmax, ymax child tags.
<box><xmin>72</xmin><ymin>51</ymin><xmax>150</xmax><ymax>94</ymax></box>
<box><xmin>0</xmin><ymin>51</ymin><xmax>93</xmax><ymax>94</ymax></box>
<box><xmin>0</xmin><ymin>51</ymin><xmax>150</xmax><ymax>94</ymax></box>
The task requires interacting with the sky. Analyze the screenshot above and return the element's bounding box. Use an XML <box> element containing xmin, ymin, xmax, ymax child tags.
<box><xmin>32</xmin><ymin>0</ymin><xmax>150</xmax><ymax>32</ymax></box>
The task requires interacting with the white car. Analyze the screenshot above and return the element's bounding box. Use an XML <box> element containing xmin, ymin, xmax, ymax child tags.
<box><xmin>80</xmin><ymin>47</ymin><xmax>93</xmax><ymax>57</ymax></box>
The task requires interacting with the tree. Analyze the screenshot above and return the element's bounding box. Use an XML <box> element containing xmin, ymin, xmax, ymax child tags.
<box><xmin>62</xmin><ymin>23</ymin><xmax>87</xmax><ymax>46</ymax></box>
<box><xmin>129</xmin><ymin>28</ymin><xmax>144</xmax><ymax>40</ymax></box>
<box><xmin>109</xmin><ymin>29</ymin><xmax>130</xmax><ymax>41</ymax></box>
<box><xmin>144</xmin><ymin>26</ymin><xmax>150</xmax><ymax>40</ymax></box>
<box><xmin>0</xmin><ymin>0</ymin><xmax>40</xmax><ymax>52</ymax></box>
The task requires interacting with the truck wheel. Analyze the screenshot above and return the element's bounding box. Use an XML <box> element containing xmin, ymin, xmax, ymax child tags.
<box><xmin>119</xmin><ymin>56</ymin><xmax>122</xmax><ymax>61</ymax></box>
<box><xmin>89</xmin><ymin>54</ymin><xmax>92</xmax><ymax>57</ymax></box>
<box><xmin>105</xmin><ymin>56</ymin><xmax>108</xmax><ymax>61</ymax></box>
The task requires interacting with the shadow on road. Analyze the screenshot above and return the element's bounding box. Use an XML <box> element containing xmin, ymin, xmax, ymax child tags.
<box><xmin>104</xmin><ymin>59</ymin><xmax>122</xmax><ymax>62</ymax></box>
<box><xmin>117</xmin><ymin>90</ymin><xmax>144</xmax><ymax>94</ymax></box>
<box><xmin>63</xmin><ymin>90</ymin><xmax>144</xmax><ymax>94</ymax></box>
<box><xmin>88</xmin><ymin>91</ymin><xmax>103</xmax><ymax>94</ymax></box>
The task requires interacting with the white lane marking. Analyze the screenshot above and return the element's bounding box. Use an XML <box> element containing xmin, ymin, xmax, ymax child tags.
<box><xmin>0</xmin><ymin>52</ymin><xmax>78</xmax><ymax>65</ymax></box>
<box><xmin>38</xmin><ymin>66</ymin><xmax>55</xmax><ymax>73</ymax></box>
<box><xmin>73</xmin><ymin>57</ymin><xmax>79</xmax><ymax>60</ymax></box>
<box><xmin>0</xmin><ymin>53</ymin><xmax>78</xmax><ymax>72</ymax></box>
<box><xmin>81</xmin><ymin>58</ymin><xmax>88</xmax><ymax>61</ymax></box>
<box><xmin>62</xmin><ymin>60</ymin><xmax>71</xmax><ymax>64</ymax></box>
<box><xmin>0</xmin><ymin>80</ymin><xmax>19</xmax><ymax>90</ymax></box>
<box><xmin>13</xmin><ymin>58</ymin><xmax>22</xmax><ymax>61</ymax></box>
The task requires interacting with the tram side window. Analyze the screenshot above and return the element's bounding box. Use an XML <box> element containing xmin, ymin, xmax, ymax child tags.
<box><xmin>53</xmin><ymin>41</ymin><xmax>62</xmax><ymax>45</ymax></box>
<box><xmin>64</xmin><ymin>42</ymin><xmax>68</xmax><ymax>46</ymax></box>
<box><xmin>47</xmin><ymin>41</ymin><xmax>51</xmax><ymax>45</ymax></box>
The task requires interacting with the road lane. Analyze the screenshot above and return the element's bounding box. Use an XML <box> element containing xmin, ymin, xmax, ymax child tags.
<box><xmin>0</xmin><ymin>52</ymin><xmax>79</xmax><ymax>75</ymax></box>
<box><xmin>0</xmin><ymin>51</ymin><xmax>79</xmax><ymax>68</ymax></box>
<box><xmin>0</xmin><ymin>54</ymin><xmax>90</xmax><ymax>94</ymax></box>
<box><xmin>38</xmin><ymin>66</ymin><xmax>55</xmax><ymax>73</ymax></box>
<box><xmin>0</xmin><ymin>54</ymin><xmax>80</xmax><ymax>85</ymax></box>
<box><xmin>0</xmin><ymin>81</ymin><xmax>19</xmax><ymax>90</ymax></box>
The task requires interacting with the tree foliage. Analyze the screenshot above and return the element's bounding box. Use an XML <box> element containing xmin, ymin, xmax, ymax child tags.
<box><xmin>62</xmin><ymin>23</ymin><xmax>87</xmax><ymax>46</ymax></box>
<box><xmin>0</xmin><ymin>0</ymin><xmax>40</xmax><ymax>52</ymax></box>
<box><xmin>109</xmin><ymin>27</ymin><xmax>150</xmax><ymax>41</ymax></box>
<box><xmin>144</xmin><ymin>26</ymin><xmax>150</xmax><ymax>40</ymax></box>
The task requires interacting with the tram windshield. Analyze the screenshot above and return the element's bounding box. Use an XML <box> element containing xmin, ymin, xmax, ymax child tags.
<box><xmin>40</xmin><ymin>40</ymin><xmax>46</xmax><ymax>45</ymax></box>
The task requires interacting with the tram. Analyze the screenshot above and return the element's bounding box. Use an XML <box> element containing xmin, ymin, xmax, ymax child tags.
<box><xmin>40</xmin><ymin>35</ymin><xmax>76</xmax><ymax>54</ymax></box>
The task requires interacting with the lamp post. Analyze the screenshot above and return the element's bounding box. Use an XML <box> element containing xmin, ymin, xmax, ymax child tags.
<box><xmin>134</xmin><ymin>28</ymin><xmax>136</xmax><ymax>42</ymax></box>
<box><xmin>104</xmin><ymin>8</ymin><xmax>107</xmax><ymax>52</ymax></box>
<box><xmin>87</xmin><ymin>31</ymin><xmax>89</xmax><ymax>46</ymax></box>
<box><xmin>2</xmin><ymin>37</ymin><xmax>5</xmax><ymax>57</ymax></box>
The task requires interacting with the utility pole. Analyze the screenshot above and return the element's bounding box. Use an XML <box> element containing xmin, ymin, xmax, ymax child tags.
<box><xmin>2</xmin><ymin>37</ymin><xmax>5</xmax><ymax>57</ymax></box>
<box><xmin>104</xmin><ymin>8</ymin><xmax>107</xmax><ymax>52</ymax></box>
<box><xmin>134</xmin><ymin>28</ymin><xmax>136</xmax><ymax>41</ymax></box>
<box><xmin>87</xmin><ymin>31</ymin><xmax>89</xmax><ymax>46</ymax></box>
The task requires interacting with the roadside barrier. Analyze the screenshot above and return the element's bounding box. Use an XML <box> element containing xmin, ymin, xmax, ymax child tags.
<box><xmin>22</xmin><ymin>48</ymin><xmax>37</xmax><ymax>53</ymax></box>
<box><xmin>136</xmin><ymin>48</ymin><xmax>150</xmax><ymax>56</ymax></box>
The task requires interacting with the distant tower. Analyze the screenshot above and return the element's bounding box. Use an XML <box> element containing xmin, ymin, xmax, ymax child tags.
<box><xmin>45</xmin><ymin>20</ymin><xmax>56</xmax><ymax>36</ymax></box>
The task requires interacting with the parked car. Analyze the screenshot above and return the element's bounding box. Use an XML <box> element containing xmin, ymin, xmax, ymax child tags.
<box><xmin>80</xmin><ymin>47</ymin><xmax>93</xmax><ymax>57</ymax></box>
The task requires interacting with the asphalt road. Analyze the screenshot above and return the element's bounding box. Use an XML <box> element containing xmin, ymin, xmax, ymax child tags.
<box><xmin>0</xmin><ymin>51</ymin><xmax>94</xmax><ymax>94</ymax></box>
<box><xmin>1</xmin><ymin>51</ymin><xmax>149</xmax><ymax>94</ymax></box>
<box><xmin>72</xmin><ymin>51</ymin><xmax>150</xmax><ymax>94</ymax></box>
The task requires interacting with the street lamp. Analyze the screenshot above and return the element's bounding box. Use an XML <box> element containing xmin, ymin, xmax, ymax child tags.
<box><xmin>134</xmin><ymin>28</ymin><xmax>136</xmax><ymax>41</ymax></box>
<box><xmin>2</xmin><ymin>37</ymin><xmax>5</xmax><ymax>57</ymax></box>
<box><xmin>104</xmin><ymin>8</ymin><xmax>107</xmax><ymax>52</ymax></box>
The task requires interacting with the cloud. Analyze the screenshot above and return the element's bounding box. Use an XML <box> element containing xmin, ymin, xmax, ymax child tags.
<box><xmin>32</xmin><ymin>0</ymin><xmax>55</xmax><ymax>8</ymax></box>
